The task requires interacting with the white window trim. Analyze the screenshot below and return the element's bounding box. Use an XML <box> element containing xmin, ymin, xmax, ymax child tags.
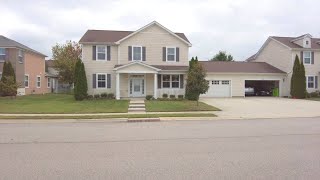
<box><xmin>132</xmin><ymin>46</ymin><xmax>142</xmax><ymax>61</ymax></box>
<box><xmin>36</xmin><ymin>75</ymin><xmax>41</xmax><ymax>88</ymax></box>
<box><xmin>307</xmin><ymin>75</ymin><xmax>315</xmax><ymax>89</ymax></box>
<box><xmin>96</xmin><ymin>45</ymin><xmax>107</xmax><ymax>61</ymax></box>
<box><xmin>0</xmin><ymin>48</ymin><xmax>5</xmax><ymax>55</ymax></box>
<box><xmin>166</xmin><ymin>46</ymin><xmax>176</xmax><ymax>62</ymax></box>
<box><xmin>96</xmin><ymin>73</ymin><xmax>107</xmax><ymax>89</ymax></box>
<box><xmin>303</xmin><ymin>51</ymin><xmax>311</xmax><ymax>65</ymax></box>
<box><xmin>162</xmin><ymin>74</ymin><xmax>180</xmax><ymax>89</ymax></box>
<box><xmin>47</xmin><ymin>77</ymin><xmax>51</xmax><ymax>88</ymax></box>
<box><xmin>25</xmin><ymin>74</ymin><xmax>29</xmax><ymax>88</ymax></box>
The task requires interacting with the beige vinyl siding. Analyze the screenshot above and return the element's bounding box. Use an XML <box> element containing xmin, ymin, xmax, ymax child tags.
<box><xmin>254</xmin><ymin>39</ymin><xmax>292</xmax><ymax>96</ymax></box>
<box><xmin>118</xmin><ymin>24</ymin><xmax>189</xmax><ymax>66</ymax></box>
<box><xmin>205</xmin><ymin>73</ymin><xmax>285</xmax><ymax>97</ymax></box>
<box><xmin>82</xmin><ymin>44</ymin><xmax>118</xmax><ymax>95</ymax></box>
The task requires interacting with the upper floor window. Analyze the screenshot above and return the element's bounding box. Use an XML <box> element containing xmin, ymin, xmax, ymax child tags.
<box><xmin>303</xmin><ymin>51</ymin><xmax>311</xmax><ymax>64</ymax></box>
<box><xmin>0</xmin><ymin>48</ymin><xmax>5</xmax><ymax>61</ymax></box>
<box><xmin>306</xmin><ymin>41</ymin><xmax>309</xmax><ymax>45</ymax></box>
<box><xmin>132</xmin><ymin>46</ymin><xmax>142</xmax><ymax>61</ymax></box>
<box><xmin>18</xmin><ymin>49</ymin><xmax>23</xmax><ymax>63</ymax></box>
<box><xmin>96</xmin><ymin>46</ymin><xmax>106</xmax><ymax>60</ymax></box>
<box><xmin>166</xmin><ymin>47</ymin><xmax>176</xmax><ymax>61</ymax></box>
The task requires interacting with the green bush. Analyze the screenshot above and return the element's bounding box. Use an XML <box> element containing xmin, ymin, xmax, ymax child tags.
<box><xmin>178</xmin><ymin>95</ymin><xmax>184</xmax><ymax>99</ymax></box>
<box><xmin>101</xmin><ymin>93</ymin><xmax>108</xmax><ymax>98</ymax></box>
<box><xmin>307</xmin><ymin>91</ymin><xmax>319</xmax><ymax>98</ymax></box>
<box><xmin>74</xmin><ymin>60</ymin><xmax>88</xmax><ymax>101</ymax></box>
<box><xmin>87</xmin><ymin>95</ymin><xmax>93</xmax><ymax>100</ymax></box>
<box><xmin>107</xmin><ymin>93</ymin><xmax>115</xmax><ymax>99</ymax></box>
<box><xmin>162</xmin><ymin>94</ymin><xmax>168</xmax><ymax>98</ymax></box>
<box><xmin>94</xmin><ymin>94</ymin><xmax>100</xmax><ymax>99</ymax></box>
<box><xmin>169</xmin><ymin>95</ymin><xmax>175</xmax><ymax>99</ymax></box>
<box><xmin>146</xmin><ymin>95</ymin><xmax>153</xmax><ymax>100</ymax></box>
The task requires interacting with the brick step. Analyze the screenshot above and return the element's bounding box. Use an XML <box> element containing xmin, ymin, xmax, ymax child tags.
<box><xmin>127</xmin><ymin>118</ymin><xmax>160</xmax><ymax>122</ymax></box>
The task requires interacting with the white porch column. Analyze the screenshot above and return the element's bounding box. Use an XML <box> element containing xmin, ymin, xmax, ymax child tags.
<box><xmin>116</xmin><ymin>73</ymin><xmax>120</xmax><ymax>100</ymax></box>
<box><xmin>154</xmin><ymin>73</ymin><xmax>158</xmax><ymax>99</ymax></box>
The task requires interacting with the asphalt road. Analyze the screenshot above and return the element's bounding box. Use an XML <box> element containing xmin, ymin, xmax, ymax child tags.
<box><xmin>1</xmin><ymin>118</ymin><xmax>320</xmax><ymax>180</ymax></box>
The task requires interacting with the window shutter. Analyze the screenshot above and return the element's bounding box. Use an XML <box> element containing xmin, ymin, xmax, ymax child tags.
<box><xmin>142</xmin><ymin>47</ymin><xmax>146</xmax><ymax>61</ymax></box>
<box><xmin>162</xmin><ymin>47</ymin><xmax>166</xmax><ymax>61</ymax></box>
<box><xmin>92</xmin><ymin>46</ymin><xmax>96</xmax><ymax>60</ymax></box>
<box><xmin>128</xmin><ymin>46</ymin><xmax>132</xmax><ymax>61</ymax></box>
<box><xmin>176</xmin><ymin>47</ymin><xmax>180</xmax><ymax>62</ymax></box>
<box><xmin>180</xmin><ymin>74</ymin><xmax>184</xmax><ymax>89</ymax></box>
<box><xmin>107</xmin><ymin>74</ymin><xmax>111</xmax><ymax>88</ymax></box>
<box><xmin>157</xmin><ymin>74</ymin><xmax>162</xmax><ymax>89</ymax></box>
<box><xmin>92</xmin><ymin>74</ymin><xmax>96</xmax><ymax>88</ymax></box>
<box><xmin>315</xmin><ymin>76</ymin><xmax>318</xmax><ymax>89</ymax></box>
<box><xmin>311</xmin><ymin>52</ymin><xmax>314</xmax><ymax>64</ymax></box>
<box><xmin>5</xmin><ymin>48</ymin><xmax>9</xmax><ymax>61</ymax></box>
<box><xmin>107</xmin><ymin>46</ymin><xmax>111</xmax><ymax>61</ymax></box>
<box><xmin>300</xmin><ymin>51</ymin><xmax>303</xmax><ymax>63</ymax></box>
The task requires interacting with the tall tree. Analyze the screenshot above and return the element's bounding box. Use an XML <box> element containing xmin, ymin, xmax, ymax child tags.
<box><xmin>52</xmin><ymin>41</ymin><xmax>81</xmax><ymax>85</ymax></box>
<box><xmin>290</xmin><ymin>55</ymin><xmax>301</xmax><ymax>98</ymax></box>
<box><xmin>299</xmin><ymin>60</ymin><xmax>306</xmax><ymax>98</ymax></box>
<box><xmin>185</xmin><ymin>61</ymin><xmax>209</xmax><ymax>105</ymax></box>
<box><xmin>210</xmin><ymin>51</ymin><xmax>234</xmax><ymax>61</ymax></box>
<box><xmin>74</xmin><ymin>60</ymin><xmax>88</xmax><ymax>101</ymax></box>
<box><xmin>0</xmin><ymin>61</ymin><xmax>18</xmax><ymax>97</ymax></box>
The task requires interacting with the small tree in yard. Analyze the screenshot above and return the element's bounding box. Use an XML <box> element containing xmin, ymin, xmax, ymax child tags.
<box><xmin>0</xmin><ymin>61</ymin><xmax>18</xmax><ymax>97</ymax></box>
<box><xmin>52</xmin><ymin>41</ymin><xmax>81</xmax><ymax>86</ymax></box>
<box><xmin>185</xmin><ymin>60</ymin><xmax>209</xmax><ymax>105</ymax></box>
<box><xmin>74</xmin><ymin>59</ymin><xmax>88</xmax><ymax>100</ymax></box>
<box><xmin>291</xmin><ymin>55</ymin><xmax>306</xmax><ymax>98</ymax></box>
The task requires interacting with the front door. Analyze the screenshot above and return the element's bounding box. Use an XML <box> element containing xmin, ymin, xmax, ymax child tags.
<box><xmin>130</xmin><ymin>78</ymin><xmax>144</xmax><ymax>97</ymax></box>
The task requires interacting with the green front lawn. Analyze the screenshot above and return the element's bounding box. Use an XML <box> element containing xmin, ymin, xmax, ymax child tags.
<box><xmin>145</xmin><ymin>100</ymin><xmax>220</xmax><ymax>112</ymax></box>
<box><xmin>0</xmin><ymin>94</ymin><xmax>129</xmax><ymax>114</ymax></box>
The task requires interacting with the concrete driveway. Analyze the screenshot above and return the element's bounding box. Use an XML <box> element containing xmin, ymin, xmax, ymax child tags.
<box><xmin>201</xmin><ymin>97</ymin><xmax>320</xmax><ymax>119</ymax></box>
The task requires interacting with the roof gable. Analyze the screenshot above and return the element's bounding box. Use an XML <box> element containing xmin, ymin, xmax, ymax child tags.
<box><xmin>79</xmin><ymin>21</ymin><xmax>191</xmax><ymax>46</ymax></box>
<box><xmin>113</xmin><ymin>61</ymin><xmax>161</xmax><ymax>72</ymax></box>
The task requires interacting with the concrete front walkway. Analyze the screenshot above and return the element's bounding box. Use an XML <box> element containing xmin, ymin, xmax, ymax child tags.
<box><xmin>201</xmin><ymin>97</ymin><xmax>320</xmax><ymax>119</ymax></box>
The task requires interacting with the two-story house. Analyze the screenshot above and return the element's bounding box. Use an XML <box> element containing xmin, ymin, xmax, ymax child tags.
<box><xmin>247</xmin><ymin>34</ymin><xmax>320</xmax><ymax>97</ymax></box>
<box><xmin>0</xmin><ymin>35</ymin><xmax>49</xmax><ymax>95</ymax></box>
<box><xmin>79</xmin><ymin>21</ymin><xmax>191</xmax><ymax>99</ymax></box>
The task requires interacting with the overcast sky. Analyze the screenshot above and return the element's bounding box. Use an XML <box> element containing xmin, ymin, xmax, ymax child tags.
<box><xmin>0</xmin><ymin>0</ymin><xmax>319</xmax><ymax>61</ymax></box>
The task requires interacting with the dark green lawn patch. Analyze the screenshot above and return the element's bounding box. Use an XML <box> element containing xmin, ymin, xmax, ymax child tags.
<box><xmin>0</xmin><ymin>113</ymin><xmax>216</xmax><ymax>119</ymax></box>
<box><xmin>145</xmin><ymin>100</ymin><xmax>220</xmax><ymax>112</ymax></box>
<box><xmin>307</xmin><ymin>97</ymin><xmax>320</xmax><ymax>101</ymax></box>
<box><xmin>0</xmin><ymin>94</ymin><xmax>129</xmax><ymax>114</ymax></box>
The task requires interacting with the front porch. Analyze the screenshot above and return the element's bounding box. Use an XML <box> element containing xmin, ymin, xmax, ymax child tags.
<box><xmin>113</xmin><ymin>62</ymin><xmax>187</xmax><ymax>100</ymax></box>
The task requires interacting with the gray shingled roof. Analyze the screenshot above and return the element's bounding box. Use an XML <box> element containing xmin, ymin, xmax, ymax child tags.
<box><xmin>271</xmin><ymin>36</ymin><xmax>320</xmax><ymax>49</ymax></box>
<box><xmin>79</xmin><ymin>30</ymin><xmax>190</xmax><ymax>44</ymax></box>
<box><xmin>0</xmin><ymin>35</ymin><xmax>46</xmax><ymax>57</ymax></box>
<box><xmin>199</xmin><ymin>61</ymin><xmax>286</xmax><ymax>74</ymax></box>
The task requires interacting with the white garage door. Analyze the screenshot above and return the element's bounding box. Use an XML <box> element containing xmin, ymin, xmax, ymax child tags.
<box><xmin>201</xmin><ymin>80</ymin><xmax>231</xmax><ymax>97</ymax></box>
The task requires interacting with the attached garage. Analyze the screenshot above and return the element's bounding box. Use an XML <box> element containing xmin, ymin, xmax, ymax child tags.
<box><xmin>245</xmin><ymin>80</ymin><xmax>280</xmax><ymax>96</ymax></box>
<box><xmin>200</xmin><ymin>61</ymin><xmax>286</xmax><ymax>97</ymax></box>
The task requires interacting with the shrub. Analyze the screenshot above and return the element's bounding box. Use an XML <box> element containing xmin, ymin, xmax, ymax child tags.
<box><xmin>74</xmin><ymin>60</ymin><xmax>88</xmax><ymax>101</ymax></box>
<box><xmin>107</xmin><ymin>93</ymin><xmax>115</xmax><ymax>99</ymax></box>
<box><xmin>94</xmin><ymin>94</ymin><xmax>100</xmax><ymax>99</ymax></box>
<box><xmin>87</xmin><ymin>95</ymin><xmax>93</xmax><ymax>100</ymax></box>
<box><xmin>169</xmin><ymin>95</ymin><xmax>175</xmax><ymax>99</ymax></box>
<box><xmin>178</xmin><ymin>95</ymin><xmax>184</xmax><ymax>99</ymax></box>
<box><xmin>308</xmin><ymin>92</ymin><xmax>319</xmax><ymax>98</ymax></box>
<box><xmin>162</xmin><ymin>93</ymin><xmax>168</xmax><ymax>98</ymax></box>
<box><xmin>101</xmin><ymin>93</ymin><xmax>108</xmax><ymax>98</ymax></box>
<box><xmin>146</xmin><ymin>95</ymin><xmax>153</xmax><ymax>100</ymax></box>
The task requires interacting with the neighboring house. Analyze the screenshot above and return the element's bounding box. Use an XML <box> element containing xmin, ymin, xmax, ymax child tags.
<box><xmin>45</xmin><ymin>60</ymin><xmax>72</xmax><ymax>93</ymax></box>
<box><xmin>79</xmin><ymin>21</ymin><xmax>191</xmax><ymax>99</ymax></box>
<box><xmin>0</xmin><ymin>35</ymin><xmax>49</xmax><ymax>95</ymax></box>
<box><xmin>247</xmin><ymin>34</ymin><xmax>320</xmax><ymax>96</ymax></box>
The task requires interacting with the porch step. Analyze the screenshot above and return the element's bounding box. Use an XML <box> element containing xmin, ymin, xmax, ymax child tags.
<box><xmin>128</xmin><ymin>100</ymin><xmax>146</xmax><ymax>113</ymax></box>
<box><xmin>130</xmin><ymin>100</ymin><xmax>145</xmax><ymax>104</ymax></box>
<box><xmin>129</xmin><ymin>104</ymin><xmax>145</xmax><ymax>108</ymax></box>
<box><xmin>128</xmin><ymin>107</ymin><xmax>146</xmax><ymax>111</ymax></box>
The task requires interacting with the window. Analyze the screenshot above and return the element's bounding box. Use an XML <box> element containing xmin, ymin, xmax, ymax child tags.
<box><xmin>36</xmin><ymin>76</ymin><xmax>41</xmax><ymax>88</ymax></box>
<box><xmin>0</xmin><ymin>48</ymin><xmax>5</xmax><ymax>61</ymax></box>
<box><xmin>303</xmin><ymin>51</ymin><xmax>311</xmax><ymax>64</ymax></box>
<box><xmin>97</xmin><ymin>74</ymin><xmax>106</xmax><ymax>88</ymax></box>
<box><xmin>306</xmin><ymin>41</ymin><xmax>309</xmax><ymax>45</ymax></box>
<box><xmin>47</xmin><ymin>77</ymin><xmax>51</xmax><ymax>88</ymax></box>
<box><xmin>24</xmin><ymin>75</ymin><xmax>29</xmax><ymax>88</ymax></box>
<box><xmin>97</xmin><ymin>46</ymin><xmax>106</xmax><ymax>60</ymax></box>
<box><xmin>18</xmin><ymin>49</ymin><xmax>23</xmax><ymax>63</ymax></box>
<box><xmin>132</xmin><ymin>46</ymin><xmax>142</xmax><ymax>61</ymax></box>
<box><xmin>212</xmin><ymin>80</ymin><xmax>219</xmax><ymax>85</ymax></box>
<box><xmin>307</xmin><ymin>76</ymin><xmax>315</xmax><ymax>88</ymax></box>
<box><xmin>166</xmin><ymin>47</ymin><xmax>176</xmax><ymax>61</ymax></box>
<box><xmin>222</xmin><ymin>80</ymin><xmax>230</xmax><ymax>85</ymax></box>
<box><xmin>162</xmin><ymin>74</ymin><xmax>180</xmax><ymax>88</ymax></box>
